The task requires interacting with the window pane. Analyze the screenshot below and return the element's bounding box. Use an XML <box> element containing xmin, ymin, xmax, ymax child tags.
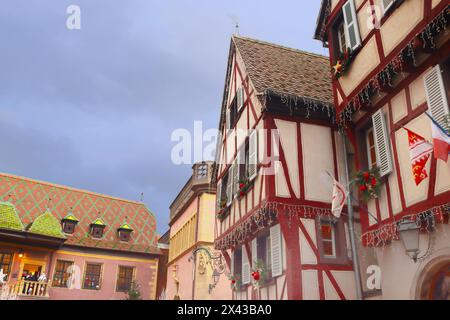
<box><xmin>117</xmin><ymin>266</ymin><xmax>134</xmax><ymax>292</ymax></box>
<box><xmin>348</xmin><ymin>25</ymin><xmax>356</xmax><ymax>48</ymax></box>
<box><xmin>0</xmin><ymin>253</ymin><xmax>13</xmax><ymax>280</ymax></box>
<box><xmin>83</xmin><ymin>264</ymin><xmax>102</xmax><ymax>290</ymax></box>
<box><xmin>321</xmin><ymin>224</ymin><xmax>333</xmax><ymax>240</ymax></box>
<box><xmin>344</xmin><ymin>3</ymin><xmax>353</xmax><ymax>23</ymax></box>
<box><xmin>323</xmin><ymin>241</ymin><xmax>334</xmax><ymax>256</ymax></box>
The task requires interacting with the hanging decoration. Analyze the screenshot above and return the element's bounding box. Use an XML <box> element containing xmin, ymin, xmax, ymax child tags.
<box><xmin>251</xmin><ymin>260</ymin><xmax>267</xmax><ymax>290</ymax></box>
<box><xmin>263</xmin><ymin>89</ymin><xmax>335</xmax><ymax>122</ymax></box>
<box><xmin>227</xmin><ymin>273</ymin><xmax>241</xmax><ymax>291</ymax></box>
<box><xmin>361</xmin><ymin>203</ymin><xmax>449</xmax><ymax>247</ymax></box>
<box><xmin>215</xmin><ymin>200</ymin><xmax>334</xmax><ymax>251</ymax></box>
<box><xmin>332</xmin><ymin>48</ymin><xmax>354</xmax><ymax>79</ymax></box>
<box><xmin>217</xmin><ymin>200</ymin><xmax>230</xmax><ymax>221</ymax></box>
<box><xmin>354</xmin><ymin>167</ymin><xmax>381</xmax><ymax>202</ymax></box>
<box><xmin>337</xmin><ymin>6</ymin><xmax>449</xmax><ymax>131</ymax></box>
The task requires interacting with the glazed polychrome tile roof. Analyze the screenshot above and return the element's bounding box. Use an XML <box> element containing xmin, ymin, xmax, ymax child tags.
<box><xmin>232</xmin><ymin>36</ymin><xmax>333</xmax><ymax>104</ymax></box>
<box><xmin>0</xmin><ymin>173</ymin><xmax>159</xmax><ymax>255</ymax></box>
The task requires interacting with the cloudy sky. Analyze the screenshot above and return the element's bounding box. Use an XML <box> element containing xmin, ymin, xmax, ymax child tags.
<box><xmin>0</xmin><ymin>0</ymin><xmax>326</xmax><ymax>234</ymax></box>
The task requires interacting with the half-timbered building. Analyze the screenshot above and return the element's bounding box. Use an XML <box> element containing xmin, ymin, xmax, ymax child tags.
<box><xmin>213</xmin><ymin>36</ymin><xmax>359</xmax><ymax>300</ymax></box>
<box><xmin>315</xmin><ymin>0</ymin><xmax>450</xmax><ymax>300</ymax></box>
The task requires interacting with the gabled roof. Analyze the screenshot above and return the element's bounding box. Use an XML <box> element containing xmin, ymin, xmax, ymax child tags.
<box><xmin>28</xmin><ymin>209</ymin><xmax>66</xmax><ymax>239</ymax></box>
<box><xmin>118</xmin><ymin>222</ymin><xmax>133</xmax><ymax>231</ymax></box>
<box><xmin>0</xmin><ymin>201</ymin><xmax>24</xmax><ymax>231</ymax></box>
<box><xmin>91</xmin><ymin>218</ymin><xmax>106</xmax><ymax>226</ymax></box>
<box><xmin>232</xmin><ymin>36</ymin><xmax>333</xmax><ymax>104</ymax></box>
<box><xmin>62</xmin><ymin>212</ymin><xmax>79</xmax><ymax>222</ymax></box>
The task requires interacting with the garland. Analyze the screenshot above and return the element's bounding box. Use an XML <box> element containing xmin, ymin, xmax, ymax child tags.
<box><xmin>361</xmin><ymin>203</ymin><xmax>449</xmax><ymax>247</ymax></box>
<box><xmin>214</xmin><ymin>201</ymin><xmax>334</xmax><ymax>251</ymax></box>
<box><xmin>227</xmin><ymin>273</ymin><xmax>241</xmax><ymax>291</ymax></box>
<box><xmin>332</xmin><ymin>48</ymin><xmax>354</xmax><ymax>79</ymax></box>
<box><xmin>355</xmin><ymin>167</ymin><xmax>381</xmax><ymax>202</ymax></box>
<box><xmin>237</xmin><ymin>179</ymin><xmax>252</xmax><ymax>200</ymax></box>
<box><xmin>337</xmin><ymin>6</ymin><xmax>449</xmax><ymax>130</ymax></box>
<box><xmin>251</xmin><ymin>259</ymin><xmax>267</xmax><ymax>290</ymax></box>
<box><xmin>217</xmin><ymin>200</ymin><xmax>230</xmax><ymax>221</ymax></box>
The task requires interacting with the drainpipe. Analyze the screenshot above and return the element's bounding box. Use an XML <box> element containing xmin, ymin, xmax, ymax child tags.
<box><xmin>342</xmin><ymin>134</ymin><xmax>364</xmax><ymax>300</ymax></box>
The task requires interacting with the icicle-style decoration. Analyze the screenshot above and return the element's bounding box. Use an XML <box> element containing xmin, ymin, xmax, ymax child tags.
<box><xmin>337</xmin><ymin>5</ymin><xmax>449</xmax><ymax>129</ymax></box>
<box><xmin>361</xmin><ymin>203</ymin><xmax>449</xmax><ymax>248</ymax></box>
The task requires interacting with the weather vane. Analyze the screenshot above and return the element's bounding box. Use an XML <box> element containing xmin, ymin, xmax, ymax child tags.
<box><xmin>228</xmin><ymin>14</ymin><xmax>240</xmax><ymax>35</ymax></box>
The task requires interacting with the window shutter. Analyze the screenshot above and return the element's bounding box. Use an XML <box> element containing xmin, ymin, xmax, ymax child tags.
<box><xmin>242</xmin><ymin>246</ymin><xmax>250</xmax><ymax>284</ymax></box>
<box><xmin>270</xmin><ymin>224</ymin><xmax>283</xmax><ymax>277</ymax></box>
<box><xmin>231</xmin><ymin>251</ymin><xmax>235</xmax><ymax>275</ymax></box>
<box><xmin>226</xmin><ymin>167</ymin><xmax>233</xmax><ymax>207</ymax></box>
<box><xmin>216</xmin><ymin>180</ymin><xmax>222</xmax><ymax>211</ymax></box>
<box><xmin>248</xmin><ymin>130</ymin><xmax>258</xmax><ymax>181</ymax></box>
<box><xmin>381</xmin><ymin>0</ymin><xmax>395</xmax><ymax>13</ymax></box>
<box><xmin>237</xmin><ymin>87</ymin><xmax>245</xmax><ymax>112</ymax></box>
<box><xmin>372</xmin><ymin>109</ymin><xmax>393</xmax><ymax>177</ymax></box>
<box><xmin>251</xmin><ymin>238</ymin><xmax>258</xmax><ymax>265</ymax></box>
<box><xmin>233</xmin><ymin>157</ymin><xmax>240</xmax><ymax>198</ymax></box>
<box><xmin>424</xmin><ymin>65</ymin><xmax>450</xmax><ymax>129</ymax></box>
<box><xmin>226</xmin><ymin>109</ymin><xmax>231</xmax><ymax>130</ymax></box>
<box><xmin>342</xmin><ymin>0</ymin><xmax>361</xmax><ymax>51</ymax></box>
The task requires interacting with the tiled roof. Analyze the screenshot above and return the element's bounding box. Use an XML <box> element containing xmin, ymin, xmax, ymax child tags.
<box><xmin>232</xmin><ymin>36</ymin><xmax>333</xmax><ymax>104</ymax></box>
<box><xmin>0</xmin><ymin>201</ymin><xmax>24</xmax><ymax>231</ymax></box>
<box><xmin>28</xmin><ymin>209</ymin><xmax>66</xmax><ymax>239</ymax></box>
<box><xmin>0</xmin><ymin>173</ymin><xmax>159</xmax><ymax>255</ymax></box>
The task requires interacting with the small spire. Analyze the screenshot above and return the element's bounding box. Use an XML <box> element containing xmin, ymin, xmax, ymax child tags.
<box><xmin>140</xmin><ymin>192</ymin><xmax>144</xmax><ymax>202</ymax></box>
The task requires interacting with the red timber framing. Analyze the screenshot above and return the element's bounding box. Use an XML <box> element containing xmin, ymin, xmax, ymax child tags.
<box><xmin>214</xmin><ymin>37</ymin><xmax>355</xmax><ymax>300</ymax></box>
<box><xmin>321</xmin><ymin>0</ymin><xmax>450</xmax><ymax>243</ymax></box>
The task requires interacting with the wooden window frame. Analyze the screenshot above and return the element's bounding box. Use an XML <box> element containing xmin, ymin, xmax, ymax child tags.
<box><xmin>366</xmin><ymin>127</ymin><xmax>378</xmax><ymax>169</ymax></box>
<box><xmin>82</xmin><ymin>263</ymin><xmax>103</xmax><ymax>290</ymax></box>
<box><xmin>315</xmin><ymin>217</ymin><xmax>350</xmax><ymax>265</ymax></box>
<box><xmin>116</xmin><ymin>266</ymin><xmax>135</xmax><ymax>293</ymax></box>
<box><xmin>52</xmin><ymin>260</ymin><xmax>74</xmax><ymax>288</ymax></box>
<box><xmin>0</xmin><ymin>252</ymin><xmax>13</xmax><ymax>281</ymax></box>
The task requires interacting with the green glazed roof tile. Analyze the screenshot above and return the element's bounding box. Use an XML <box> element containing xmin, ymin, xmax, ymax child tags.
<box><xmin>0</xmin><ymin>201</ymin><xmax>24</xmax><ymax>231</ymax></box>
<box><xmin>29</xmin><ymin>209</ymin><xmax>66</xmax><ymax>239</ymax></box>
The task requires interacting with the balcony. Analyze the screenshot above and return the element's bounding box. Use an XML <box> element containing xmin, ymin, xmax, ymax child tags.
<box><xmin>8</xmin><ymin>280</ymin><xmax>51</xmax><ymax>300</ymax></box>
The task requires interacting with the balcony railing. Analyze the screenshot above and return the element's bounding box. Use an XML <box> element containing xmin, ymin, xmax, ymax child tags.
<box><xmin>9</xmin><ymin>280</ymin><xmax>51</xmax><ymax>299</ymax></box>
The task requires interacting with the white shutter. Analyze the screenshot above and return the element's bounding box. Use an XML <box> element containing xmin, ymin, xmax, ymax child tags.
<box><xmin>226</xmin><ymin>109</ymin><xmax>231</xmax><ymax>130</ymax></box>
<box><xmin>237</xmin><ymin>87</ymin><xmax>245</xmax><ymax>112</ymax></box>
<box><xmin>381</xmin><ymin>0</ymin><xmax>395</xmax><ymax>14</ymax></box>
<box><xmin>226</xmin><ymin>167</ymin><xmax>233</xmax><ymax>207</ymax></box>
<box><xmin>270</xmin><ymin>224</ymin><xmax>283</xmax><ymax>277</ymax></box>
<box><xmin>242</xmin><ymin>246</ymin><xmax>250</xmax><ymax>284</ymax></box>
<box><xmin>231</xmin><ymin>250</ymin><xmax>235</xmax><ymax>275</ymax></box>
<box><xmin>251</xmin><ymin>238</ymin><xmax>258</xmax><ymax>265</ymax></box>
<box><xmin>424</xmin><ymin>65</ymin><xmax>450</xmax><ymax>129</ymax></box>
<box><xmin>216</xmin><ymin>180</ymin><xmax>222</xmax><ymax>211</ymax></box>
<box><xmin>342</xmin><ymin>0</ymin><xmax>361</xmax><ymax>51</ymax></box>
<box><xmin>248</xmin><ymin>130</ymin><xmax>258</xmax><ymax>181</ymax></box>
<box><xmin>372</xmin><ymin>109</ymin><xmax>393</xmax><ymax>177</ymax></box>
<box><xmin>233</xmin><ymin>157</ymin><xmax>240</xmax><ymax>199</ymax></box>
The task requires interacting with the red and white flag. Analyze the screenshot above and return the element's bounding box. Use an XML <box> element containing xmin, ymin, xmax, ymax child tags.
<box><xmin>404</xmin><ymin>128</ymin><xmax>433</xmax><ymax>186</ymax></box>
<box><xmin>331</xmin><ymin>177</ymin><xmax>347</xmax><ymax>218</ymax></box>
<box><xmin>430</xmin><ymin>119</ymin><xmax>450</xmax><ymax>162</ymax></box>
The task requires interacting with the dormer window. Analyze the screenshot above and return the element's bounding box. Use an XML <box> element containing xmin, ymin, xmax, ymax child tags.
<box><xmin>90</xmin><ymin>218</ymin><xmax>106</xmax><ymax>239</ymax></box>
<box><xmin>61</xmin><ymin>213</ymin><xmax>79</xmax><ymax>235</ymax></box>
<box><xmin>117</xmin><ymin>223</ymin><xmax>133</xmax><ymax>242</ymax></box>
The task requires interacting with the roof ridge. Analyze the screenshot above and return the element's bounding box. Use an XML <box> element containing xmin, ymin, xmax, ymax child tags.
<box><xmin>0</xmin><ymin>172</ymin><xmax>145</xmax><ymax>206</ymax></box>
<box><xmin>232</xmin><ymin>35</ymin><xmax>329</xmax><ymax>60</ymax></box>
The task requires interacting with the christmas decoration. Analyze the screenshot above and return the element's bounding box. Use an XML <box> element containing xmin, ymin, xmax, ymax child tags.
<box><xmin>227</xmin><ymin>274</ymin><xmax>241</xmax><ymax>291</ymax></box>
<box><xmin>251</xmin><ymin>260</ymin><xmax>267</xmax><ymax>289</ymax></box>
<box><xmin>355</xmin><ymin>167</ymin><xmax>381</xmax><ymax>202</ymax></box>
<box><xmin>337</xmin><ymin>6</ymin><xmax>449</xmax><ymax>130</ymax></box>
<box><xmin>238</xmin><ymin>179</ymin><xmax>252</xmax><ymax>199</ymax></box>
<box><xmin>125</xmin><ymin>280</ymin><xmax>142</xmax><ymax>300</ymax></box>
<box><xmin>0</xmin><ymin>269</ymin><xmax>6</xmax><ymax>286</ymax></box>
<box><xmin>361</xmin><ymin>203</ymin><xmax>449</xmax><ymax>247</ymax></box>
<box><xmin>404</xmin><ymin>128</ymin><xmax>433</xmax><ymax>185</ymax></box>
<box><xmin>331</xmin><ymin>174</ymin><xmax>347</xmax><ymax>218</ymax></box>
<box><xmin>331</xmin><ymin>48</ymin><xmax>354</xmax><ymax>79</ymax></box>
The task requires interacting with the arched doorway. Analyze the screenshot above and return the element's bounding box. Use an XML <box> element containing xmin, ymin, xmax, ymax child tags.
<box><xmin>418</xmin><ymin>261</ymin><xmax>450</xmax><ymax>300</ymax></box>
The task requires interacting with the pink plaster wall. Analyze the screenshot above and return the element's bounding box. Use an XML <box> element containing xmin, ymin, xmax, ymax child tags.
<box><xmin>48</xmin><ymin>250</ymin><xmax>158</xmax><ymax>300</ymax></box>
